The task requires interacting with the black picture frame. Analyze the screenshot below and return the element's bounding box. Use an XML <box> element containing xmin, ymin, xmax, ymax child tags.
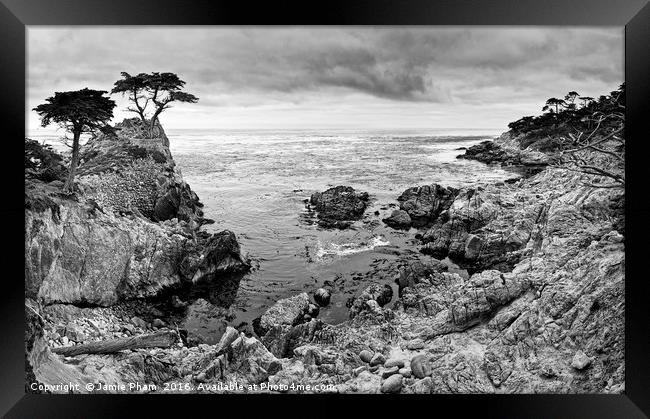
<box><xmin>2</xmin><ymin>0</ymin><xmax>649</xmax><ymax>417</ymax></box>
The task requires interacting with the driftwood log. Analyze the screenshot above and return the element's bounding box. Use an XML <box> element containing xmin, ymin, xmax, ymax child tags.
<box><xmin>52</xmin><ymin>330</ymin><xmax>178</xmax><ymax>357</ymax></box>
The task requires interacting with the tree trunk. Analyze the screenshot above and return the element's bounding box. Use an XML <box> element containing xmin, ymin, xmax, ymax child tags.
<box><xmin>51</xmin><ymin>330</ymin><xmax>178</xmax><ymax>357</ymax></box>
<box><xmin>150</xmin><ymin>107</ymin><xmax>163</xmax><ymax>135</ymax></box>
<box><xmin>63</xmin><ymin>129</ymin><xmax>81</xmax><ymax>193</ymax></box>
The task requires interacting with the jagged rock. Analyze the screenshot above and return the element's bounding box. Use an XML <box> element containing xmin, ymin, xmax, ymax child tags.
<box><xmin>457</xmin><ymin>134</ymin><xmax>550</xmax><ymax>172</ymax></box>
<box><xmin>26</xmin><ymin>185</ymin><xmax>249</xmax><ymax>307</ymax></box>
<box><xmin>397</xmin><ymin>184</ymin><xmax>458</xmax><ymax>227</ymax></box>
<box><xmin>396</xmin><ymin>259</ymin><xmax>448</xmax><ymax>295</ymax></box>
<box><xmin>254</xmin><ymin>293</ymin><xmax>313</xmax><ymax>358</ymax></box>
<box><xmin>349</xmin><ymin>283</ymin><xmax>394</xmax><ymax>319</ymax></box>
<box><xmin>184</xmin><ymin>230</ymin><xmax>251</xmax><ymax>284</ymax></box>
<box><xmin>382</xmin><ymin>209</ymin><xmax>412</xmax><ymax>230</ymax></box>
<box><xmin>407</xmin><ymin>377</ymin><xmax>433</xmax><ymax>394</ymax></box>
<box><xmin>258</xmin><ymin>293</ymin><xmax>310</xmax><ymax>335</ymax></box>
<box><xmin>309</xmin><ymin>186</ymin><xmax>369</xmax><ymax>229</ymax></box>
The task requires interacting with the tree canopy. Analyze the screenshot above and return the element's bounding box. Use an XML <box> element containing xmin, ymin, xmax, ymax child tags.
<box><xmin>507</xmin><ymin>83</ymin><xmax>625</xmax><ymax>188</ymax></box>
<box><xmin>33</xmin><ymin>88</ymin><xmax>116</xmax><ymax>133</ymax></box>
<box><xmin>33</xmin><ymin>88</ymin><xmax>116</xmax><ymax>192</ymax></box>
<box><xmin>111</xmin><ymin>72</ymin><xmax>198</xmax><ymax>133</ymax></box>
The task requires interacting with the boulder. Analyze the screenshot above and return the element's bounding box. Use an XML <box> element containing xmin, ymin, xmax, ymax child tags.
<box><xmin>411</xmin><ymin>355</ymin><xmax>431</xmax><ymax>379</ymax></box>
<box><xmin>309</xmin><ymin>186</ymin><xmax>369</xmax><ymax>229</ymax></box>
<box><xmin>313</xmin><ymin>288</ymin><xmax>331</xmax><ymax>307</ymax></box>
<box><xmin>184</xmin><ymin>230</ymin><xmax>251</xmax><ymax>284</ymax></box>
<box><xmin>258</xmin><ymin>293</ymin><xmax>311</xmax><ymax>335</ymax></box>
<box><xmin>382</xmin><ymin>209</ymin><xmax>412</xmax><ymax>230</ymax></box>
<box><xmin>397</xmin><ymin>184</ymin><xmax>458</xmax><ymax>227</ymax></box>
<box><xmin>380</xmin><ymin>374</ymin><xmax>403</xmax><ymax>394</ymax></box>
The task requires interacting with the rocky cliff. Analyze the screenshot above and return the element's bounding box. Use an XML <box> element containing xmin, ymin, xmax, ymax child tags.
<box><xmin>25</xmin><ymin>119</ymin><xmax>251</xmax><ymax>390</ymax></box>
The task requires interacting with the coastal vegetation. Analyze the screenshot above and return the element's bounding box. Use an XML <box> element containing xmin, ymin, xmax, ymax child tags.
<box><xmin>33</xmin><ymin>88</ymin><xmax>116</xmax><ymax>192</ymax></box>
<box><xmin>31</xmin><ymin>72</ymin><xmax>198</xmax><ymax>194</ymax></box>
<box><xmin>111</xmin><ymin>72</ymin><xmax>199</xmax><ymax>136</ymax></box>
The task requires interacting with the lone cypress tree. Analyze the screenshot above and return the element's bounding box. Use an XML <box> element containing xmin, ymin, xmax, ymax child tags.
<box><xmin>33</xmin><ymin>88</ymin><xmax>116</xmax><ymax>192</ymax></box>
<box><xmin>111</xmin><ymin>72</ymin><xmax>199</xmax><ymax>136</ymax></box>
<box><xmin>111</xmin><ymin>72</ymin><xmax>150</xmax><ymax>123</ymax></box>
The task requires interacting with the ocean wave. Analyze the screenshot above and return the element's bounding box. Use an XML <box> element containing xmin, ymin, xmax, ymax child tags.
<box><xmin>315</xmin><ymin>236</ymin><xmax>390</xmax><ymax>259</ymax></box>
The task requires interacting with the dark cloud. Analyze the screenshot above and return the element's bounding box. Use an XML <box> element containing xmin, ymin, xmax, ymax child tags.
<box><xmin>27</xmin><ymin>27</ymin><xmax>623</xmax><ymax>130</ymax></box>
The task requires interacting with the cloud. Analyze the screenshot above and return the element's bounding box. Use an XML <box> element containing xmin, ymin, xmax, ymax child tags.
<box><xmin>27</xmin><ymin>27</ymin><xmax>623</xmax><ymax>130</ymax></box>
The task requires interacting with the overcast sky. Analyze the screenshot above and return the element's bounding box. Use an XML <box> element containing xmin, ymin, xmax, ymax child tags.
<box><xmin>27</xmin><ymin>27</ymin><xmax>623</xmax><ymax>132</ymax></box>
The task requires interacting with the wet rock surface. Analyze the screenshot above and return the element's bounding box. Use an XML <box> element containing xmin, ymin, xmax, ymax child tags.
<box><xmin>397</xmin><ymin>184</ymin><xmax>458</xmax><ymax>227</ymax></box>
<box><xmin>309</xmin><ymin>186</ymin><xmax>370</xmax><ymax>229</ymax></box>
<box><xmin>382</xmin><ymin>209</ymin><xmax>412</xmax><ymax>230</ymax></box>
<box><xmin>457</xmin><ymin>133</ymin><xmax>550</xmax><ymax>176</ymax></box>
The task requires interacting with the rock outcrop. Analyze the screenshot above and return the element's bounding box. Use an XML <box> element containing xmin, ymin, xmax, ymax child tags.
<box><xmin>396</xmin><ymin>184</ymin><xmax>458</xmax><ymax>227</ymax></box>
<box><xmin>25</xmin><ymin>120</ymin><xmax>252</xmax><ymax>392</ymax></box>
<box><xmin>253</xmin><ymin>293</ymin><xmax>313</xmax><ymax>358</ymax></box>
<box><xmin>220</xmin><ymin>167</ymin><xmax>624</xmax><ymax>394</ymax></box>
<box><xmin>457</xmin><ymin>133</ymin><xmax>551</xmax><ymax>176</ymax></box>
<box><xmin>309</xmin><ymin>186</ymin><xmax>369</xmax><ymax>229</ymax></box>
<box><xmin>382</xmin><ymin>209</ymin><xmax>412</xmax><ymax>230</ymax></box>
<box><xmin>78</xmin><ymin>118</ymin><xmax>207</xmax><ymax>225</ymax></box>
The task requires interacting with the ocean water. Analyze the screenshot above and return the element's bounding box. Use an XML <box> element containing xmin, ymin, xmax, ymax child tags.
<box><xmin>29</xmin><ymin>128</ymin><xmax>517</xmax><ymax>326</ymax></box>
<box><xmin>165</xmin><ymin>128</ymin><xmax>519</xmax><ymax>325</ymax></box>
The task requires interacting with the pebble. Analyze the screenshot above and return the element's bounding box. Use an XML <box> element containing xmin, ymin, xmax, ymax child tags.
<box><xmin>353</xmin><ymin>366</ymin><xmax>368</xmax><ymax>377</ymax></box>
<box><xmin>411</xmin><ymin>355</ymin><xmax>431</xmax><ymax>379</ymax></box>
<box><xmin>571</xmin><ymin>350</ymin><xmax>592</xmax><ymax>370</ymax></box>
<box><xmin>381</xmin><ymin>366</ymin><xmax>400</xmax><ymax>378</ymax></box>
<box><xmin>370</xmin><ymin>353</ymin><xmax>386</xmax><ymax>366</ymax></box>
<box><xmin>384</xmin><ymin>359</ymin><xmax>405</xmax><ymax>369</ymax></box>
<box><xmin>61</xmin><ymin>336</ymin><xmax>69</xmax><ymax>345</ymax></box>
<box><xmin>406</xmin><ymin>339</ymin><xmax>425</xmax><ymax>350</ymax></box>
<box><xmin>359</xmin><ymin>350</ymin><xmax>374</xmax><ymax>363</ymax></box>
<box><xmin>131</xmin><ymin>316</ymin><xmax>146</xmax><ymax>328</ymax></box>
<box><xmin>380</xmin><ymin>374</ymin><xmax>403</xmax><ymax>394</ymax></box>
<box><xmin>399</xmin><ymin>367</ymin><xmax>412</xmax><ymax>377</ymax></box>
<box><xmin>152</xmin><ymin>318</ymin><xmax>166</xmax><ymax>328</ymax></box>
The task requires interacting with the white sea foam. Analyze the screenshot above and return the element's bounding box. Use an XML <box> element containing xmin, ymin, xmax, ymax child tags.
<box><xmin>316</xmin><ymin>236</ymin><xmax>390</xmax><ymax>258</ymax></box>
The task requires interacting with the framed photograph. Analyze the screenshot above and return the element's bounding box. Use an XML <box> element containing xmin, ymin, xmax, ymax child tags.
<box><xmin>3</xmin><ymin>0</ymin><xmax>649</xmax><ymax>416</ymax></box>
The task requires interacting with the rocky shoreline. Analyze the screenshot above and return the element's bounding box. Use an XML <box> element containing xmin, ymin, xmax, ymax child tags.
<box><xmin>25</xmin><ymin>122</ymin><xmax>624</xmax><ymax>394</ymax></box>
